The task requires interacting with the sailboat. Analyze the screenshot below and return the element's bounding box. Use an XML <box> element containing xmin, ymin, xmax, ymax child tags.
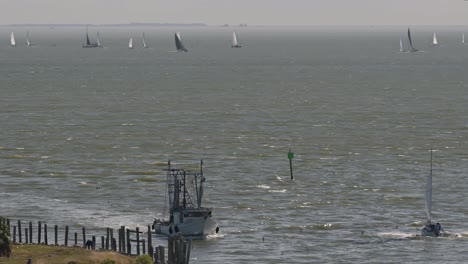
<box><xmin>399</xmin><ymin>38</ymin><xmax>406</xmax><ymax>52</ymax></box>
<box><xmin>10</xmin><ymin>32</ymin><xmax>16</xmax><ymax>47</ymax></box>
<box><xmin>142</xmin><ymin>32</ymin><xmax>148</xmax><ymax>48</ymax></box>
<box><xmin>421</xmin><ymin>150</ymin><xmax>444</xmax><ymax>237</ymax></box>
<box><xmin>407</xmin><ymin>28</ymin><xmax>418</xmax><ymax>52</ymax></box>
<box><xmin>174</xmin><ymin>32</ymin><xmax>188</xmax><ymax>52</ymax></box>
<box><xmin>83</xmin><ymin>26</ymin><xmax>99</xmax><ymax>48</ymax></box>
<box><xmin>462</xmin><ymin>34</ymin><xmax>465</xmax><ymax>44</ymax></box>
<box><xmin>128</xmin><ymin>37</ymin><xmax>134</xmax><ymax>49</ymax></box>
<box><xmin>152</xmin><ymin>160</ymin><xmax>219</xmax><ymax>238</ymax></box>
<box><xmin>26</xmin><ymin>31</ymin><xmax>31</xmax><ymax>47</ymax></box>
<box><xmin>231</xmin><ymin>32</ymin><xmax>242</xmax><ymax>48</ymax></box>
<box><xmin>432</xmin><ymin>32</ymin><xmax>439</xmax><ymax>46</ymax></box>
<box><xmin>96</xmin><ymin>32</ymin><xmax>103</xmax><ymax>47</ymax></box>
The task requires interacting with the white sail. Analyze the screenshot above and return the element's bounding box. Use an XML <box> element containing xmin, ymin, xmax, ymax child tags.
<box><xmin>232</xmin><ymin>32</ymin><xmax>238</xmax><ymax>46</ymax></box>
<box><xmin>10</xmin><ymin>32</ymin><xmax>16</xmax><ymax>47</ymax></box>
<box><xmin>96</xmin><ymin>32</ymin><xmax>101</xmax><ymax>47</ymax></box>
<box><xmin>176</xmin><ymin>32</ymin><xmax>182</xmax><ymax>40</ymax></box>
<box><xmin>26</xmin><ymin>31</ymin><xmax>31</xmax><ymax>47</ymax></box>
<box><xmin>433</xmin><ymin>33</ymin><xmax>438</xmax><ymax>45</ymax></box>
<box><xmin>142</xmin><ymin>32</ymin><xmax>148</xmax><ymax>48</ymax></box>
<box><xmin>425</xmin><ymin>150</ymin><xmax>433</xmax><ymax>221</ymax></box>
<box><xmin>399</xmin><ymin>38</ymin><xmax>404</xmax><ymax>52</ymax></box>
<box><xmin>129</xmin><ymin>37</ymin><xmax>133</xmax><ymax>49</ymax></box>
<box><xmin>463</xmin><ymin>34</ymin><xmax>465</xmax><ymax>44</ymax></box>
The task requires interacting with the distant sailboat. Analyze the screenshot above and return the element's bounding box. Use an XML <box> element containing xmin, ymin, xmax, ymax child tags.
<box><xmin>128</xmin><ymin>37</ymin><xmax>134</xmax><ymax>49</ymax></box>
<box><xmin>432</xmin><ymin>32</ymin><xmax>439</xmax><ymax>46</ymax></box>
<box><xmin>175</xmin><ymin>32</ymin><xmax>188</xmax><ymax>52</ymax></box>
<box><xmin>96</xmin><ymin>32</ymin><xmax>103</xmax><ymax>47</ymax></box>
<box><xmin>26</xmin><ymin>31</ymin><xmax>31</xmax><ymax>47</ymax></box>
<box><xmin>10</xmin><ymin>32</ymin><xmax>16</xmax><ymax>47</ymax></box>
<box><xmin>407</xmin><ymin>28</ymin><xmax>418</xmax><ymax>52</ymax></box>
<box><xmin>142</xmin><ymin>32</ymin><xmax>148</xmax><ymax>48</ymax></box>
<box><xmin>83</xmin><ymin>26</ymin><xmax>99</xmax><ymax>48</ymax></box>
<box><xmin>231</xmin><ymin>32</ymin><xmax>242</xmax><ymax>48</ymax></box>
<box><xmin>463</xmin><ymin>34</ymin><xmax>465</xmax><ymax>44</ymax></box>
<box><xmin>399</xmin><ymin>38</ymin><xmax>406</xmax><ymax>52</ymax></box>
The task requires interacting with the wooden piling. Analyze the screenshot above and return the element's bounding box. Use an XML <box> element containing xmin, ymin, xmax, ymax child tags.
<box><xmin>65</xmin><ymin>226</ymin><xmax>69</xmax><ymax>246</ymax></box>
<box><xmin>136</xmin><ymin>227</ymin><xmax>140</xmax><ymax>255</ymax></box>
<box><xmin>92</xmin><ymin>235</ymin><xmax>96</xmax><ymax>250</ymax></box>
<box><xmin>54</xmin><ymin>225</ymin><xmax>58</xmax><ymax>245</ymax></box>
<box><xmin>28</xmin><ymin>221</ymin><xmax>32</xmax><ymax>244</ymax></box>
<box><xmin>120</xmin><ymin>226</ymin><xmax>126</xmax><ymax>253</ymax></box>
<box><xmin>147</xmin><ymin>225</ymin><xmax>153</xmax><ymax>259</ymax></box>
<box><xmin>6</xmin><ymin>219</ymin><xmax>10</xmax><ymax>235</ymax></box>
<box><xmin>112</xmin><ymin>238</ymin><xmax>117</xmax><ymax>251</ymax></box>
<box><xmin>101</xmin><ymin>236</ymin><xmax>104</xmax><ymax>250</ymax></box>
<box><xmin>74</xmin><ymin>232</ymin><xmax>78</xmax><ymax>246</ymax></box>
<box><xmin>13</xmin><ymin>226</ymin><xmax>16</xmax><ymax>244</ymax></box>
<box><xmin>106</xmin><ymin>228</ymin><xmax>109</xmax><ymax>250</ymax></box>
<box><xmin>126</xmin><ymin>228</ymin><xmax>131</xmax><ymax>255</ymax></box>
<box><xmin>82</xmin><ymin>227</ymin><xmax>86</xmax><ymax>247</ymax></box>
<box><xmin>18</xmin><ymin>220</ymin><xmax>22</xmax><ymax>243</ymax></box>
<box><xmin>38</xmin><ymin>221</ymin><xmax>42</xmax><ymax>244</ymax></box>
<box><xmin>44</xmin><ymin>224</ymin><xmax>48</xmax><ymax>245</ymax></box>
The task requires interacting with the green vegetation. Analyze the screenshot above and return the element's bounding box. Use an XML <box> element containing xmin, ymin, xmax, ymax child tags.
<box><xmin>0</xmin><ymin>217</ymin><xmax>12</xmax><ymax>258</ymax></box>
<box><xmin>134</xmin><ymin>255</ymin><xmax>153</xmax><ymax>264</ymax></box>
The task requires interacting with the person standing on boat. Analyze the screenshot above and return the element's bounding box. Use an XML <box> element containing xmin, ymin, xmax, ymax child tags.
<box><xmin>435</xmin><ymin>222</ymin><xmax>442</xmax><ymax>236</ymax></box>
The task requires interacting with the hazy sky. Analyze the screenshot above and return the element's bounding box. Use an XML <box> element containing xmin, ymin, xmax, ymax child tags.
<box><xmin>2</xmin><ymin>0</ymin><xmax>468</xmax><ymax>26</ymax></box>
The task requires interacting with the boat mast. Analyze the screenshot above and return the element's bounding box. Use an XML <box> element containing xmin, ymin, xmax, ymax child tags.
<box><xmin>198</xmin><ymin>160</ymin><xmax>204</xmax><ymax>208</ymax></box>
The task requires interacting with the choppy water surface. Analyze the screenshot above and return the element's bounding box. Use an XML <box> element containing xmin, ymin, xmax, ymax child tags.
<box><xmin>1</xmin><ymin>26</ymin><xmax>468</xmax><ymax>263</ymax></box>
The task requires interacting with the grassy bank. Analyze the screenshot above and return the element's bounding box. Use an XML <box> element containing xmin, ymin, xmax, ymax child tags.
<box><xmin>0</xmin><ymin>244</ymin><xmax>136</xmax><ymax>264</ymax></box>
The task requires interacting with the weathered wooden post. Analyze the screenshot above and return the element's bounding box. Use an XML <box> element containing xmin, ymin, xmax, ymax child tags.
<box><xmin>120</xmin><ymin>226</ymin><xmax>126</xmax><ymax>253</ymax></box>
<box><xmin>6</xmin><ymin>219</ymin><xmax>10</xmax><ymax>236</ymax></box>
<box><xmin>186</xmin><ymin>239</ymin><xmax>192</xmax><ymax>264</ymax></box>
<box><xmin>29</xmin><ymin>221</ymin><xmax>32</xmax><ymax>243</ymax></box>
<box><xmin>168</xmin><ymin>236</ymin><xmax>174</xmax><ymax>264</ymax></box>
<box><xmin>136</xmin><ymin>227</ymin><xmax>140</xmax><ymax>255</ymax></box>
<box><xmin>92</xmin><ymin>235</ymin><xmax>96</xmax><ymax>250</ymax></box>
<box><xmin>74</xmin><ymin>232</ymin><xmax>78</xmax><ymax>246</ymax></box>
<box><xmin>25</xmin><ymin>228</ymin><xmax>29</xmax><ymax>244</ymax></box>
<box><xmin>54</xmin><ymin>225</ymin><xmax>58</xmax><ymax>245</ymax></box>
<box><xmin>126</xmin><ymin>228</ymin><xmax>131</xmax><ymax>255</ymax></box>
<box><xmin>142</xmin><ymin>239</ymin><xmax>146</xmax><ymax>254</ymax></box>
<box><xmin>106</xmin><ymin>228</ymin><xmax>109</xmax><ymax>250</ymax></box>
<box><xmin>44</xmin><ymin>224</ymin><xmax>48</xmax><ymax>245</ymax></box>
<box><xmin>18</xmin><ymin>220</ymin><xmax>22</xmax><ymax>243</ymax></box>
<box><xmin>288</xmin><ymin>148</ymin><xmax>294</xmax><ymax>180</ymax></box>
<box><xmin>65</xmin><ymin>226</ymin><xmax>69</xmax><ymax>246</ymax></box>
<box><xmin>112</xmin><ymin>238</ymin><xmax>117</xmax><ymax>251</ymax></box>
<box><xmin>101</xmin><ymin>236</ymin><xmax>104</xmax><ymax>249</ymax></box>
<box><xmin>38</xmin><ymin>221</ymin><xmax>42</xmax><ymax>244</ymax></box>
<box><xmin>82</xmin><ymin>227</ymin><xmax>86</xmax><ymax>247</ymax></box>
<box><xmin>13</xmin><ymin>226</ymin><xmax>16</xmax><ymax>244</ymax></box>
<box><xmin>147</xmin><ymin>225</ymin><xmax>153</xmax><ymax>259</ymax></box>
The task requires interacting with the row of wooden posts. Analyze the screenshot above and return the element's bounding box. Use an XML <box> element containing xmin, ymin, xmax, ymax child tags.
<box><xmin>3</xmin><ymin>218</ymin><xmax>192</xmax><ymax>264</ymax></box>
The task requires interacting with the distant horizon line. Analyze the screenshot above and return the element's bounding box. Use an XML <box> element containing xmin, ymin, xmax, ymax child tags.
<box><xmin>2</xmin><ymin>23</ymin><xmax>468</xmax><ymax>28</ymax></box>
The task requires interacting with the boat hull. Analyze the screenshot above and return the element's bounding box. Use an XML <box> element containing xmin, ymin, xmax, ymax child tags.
<box><xmin>154</xmin><ymin>216</ymin><xmax>219</xmax><ymax>238</ymax></box>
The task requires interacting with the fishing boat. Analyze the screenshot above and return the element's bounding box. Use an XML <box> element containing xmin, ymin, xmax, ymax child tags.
<box><xmin>128</xmin><ymin>37</ymin><xmax>134</xmax><ymax>49</ymax></box>
<box><xmin>142</xmin><ymin>32</ymin><xmax>148</xmax><ymax>48</ymax></box>
<box><xmin>421</xmin><ymin>150</ymin><xmax>444</xmax><ymax>237</ymax></box>
<box><xmin>82</xmin><ymin>26</ymin><xmax>99</xmax><ymax>48</ymax></box>
<box><xmin>432</xmin><ymin>32</ymin><xmax>439</xmax><ymax>46</ymax></box>
<box><xmin>231</xmin><ymin>32</ymin><xmax>242</xmax><ymax>48</ymax></box>
<box><xmin>407</xmin><ymin>28</ymin><xmax>418</xmax><ymax>52</ymax></box>
<box><xmin>10</xmin><ymin>32</ymin><xmax>16</xmax><ymax>47</ymax></box>
<box><xmin>399</xmin><ymin>38</ymin><xmax>406</xmax><ymax>52</ymax></box>
<box><xmin>175</xmin><ymin>32</ymin><xmax>188</xmax><ymax>52</ymax></box>
<box><xmin>152</xmin><ymin>160</ymin><xmax>219</xmax><ymax>238</ymax></box>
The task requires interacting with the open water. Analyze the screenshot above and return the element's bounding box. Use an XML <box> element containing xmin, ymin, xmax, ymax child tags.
<box><xmin>1</xmin><ymin>26</ymin><xmax>468</xmax><ymax>263</ymax></box>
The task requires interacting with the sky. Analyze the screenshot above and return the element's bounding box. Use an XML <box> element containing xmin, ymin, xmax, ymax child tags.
<box><xmin>2</xmin><ymin>0</ymin><xmax>468</xmax><ymax>26</ymax></box>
